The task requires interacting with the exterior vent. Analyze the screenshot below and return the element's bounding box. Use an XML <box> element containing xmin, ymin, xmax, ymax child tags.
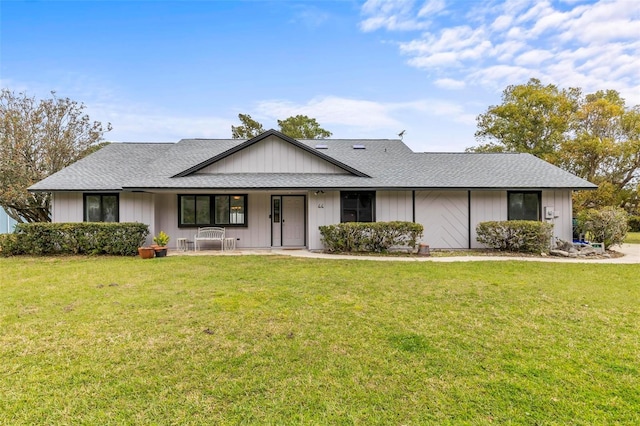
<box><xmin>352</xmin><ymin>144</ymin><xmax>366</xmax><ymax>149</ymax></box>
<box><xmin>315</xmin><ymin>144</ymin><xmax>328</xmax><ymax>149</ymax></box>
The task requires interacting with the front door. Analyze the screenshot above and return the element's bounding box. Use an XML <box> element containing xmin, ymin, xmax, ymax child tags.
<box><xmin>272</xmin><ymin>195</ymin><xmax>305</xmax><ymax>247</ymax></box>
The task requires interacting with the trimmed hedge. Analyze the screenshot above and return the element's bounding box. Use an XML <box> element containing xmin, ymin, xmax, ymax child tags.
<box><xmin>319</xmin><ymin>221</ymin><xmax>423</xmax><ymax>253</ymax></box>
<box><xmin>476</xmin><ymin>220</ymin><xmax>554</xmax><ymax>253</ymax></box>
<box><xmin>0</xmin><ymin>222</ymin><xmax>149</xmax><ymax>256</ymax></box>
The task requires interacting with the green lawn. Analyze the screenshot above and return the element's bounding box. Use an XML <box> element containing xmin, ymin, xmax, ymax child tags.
<box><xmin>626</xmin><ymin>231</ymin><xmax>640</xmax><ymax>244</ymax></box>
<box><xmin>1</xmin><ymin>256</ymin><xmax>639</xmax><ymax>424</ymax></box>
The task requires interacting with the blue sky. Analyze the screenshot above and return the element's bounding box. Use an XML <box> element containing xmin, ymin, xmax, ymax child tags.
<box><xmin>1</xmin><ymin>0</ymin><xmax>639</xmax><ymax>152</ymax></box>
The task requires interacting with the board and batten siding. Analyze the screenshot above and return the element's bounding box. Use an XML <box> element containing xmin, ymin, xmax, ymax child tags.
<box><xmin>542</xmin><ymin>190</ymin><xmax>573</xmax><ymax>243</ymax></box>
<box><xmin>470</xmin><ymin>190</ymin><xmax>573</xmax><ymax>248</ymax></box>
<box><xmin>199</xmin><ymin>135</ymin><xmax>347</xmax><ymax>174</ymax></box>
<box><xmin>120</xmin><ymin>193</ymin><xmax>154</xmax><ymax>226</ymax></box>
<box><xmin>308</xmin><ymin>191</ymin><xmax>340</xmax><ymax>251</ymax></box>
<box><xmin>469</xmin><ymin>191</ymin><xmax>507</xmax><ymax>249</ymax></box>
<box><xmin>414</xmin><ymin>190</ymin><xmax>469</xmax><ymax>249</ymax></box>
<box><xmin>51</xmin><ymin>192</ymin><xmax>83</xmax><ymax>222</ymax></box>
<box><xmin>51</xmin><ymin>192</ymin><xmax>155</xmax><ymax>224</ymax></box>
<box><xmin>376</xmin><ymin>191</ymin><xmax>413</xmax><ymax>222</ymax></box>
<box><xmin>153</xmin><ymin>192</ymin><xmax>275</xmax><ymax>249</ymax></box>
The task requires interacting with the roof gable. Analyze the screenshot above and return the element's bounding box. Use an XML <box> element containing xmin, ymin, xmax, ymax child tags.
<box><xmin>172</xmin><ymin>129</ymin><xmax>370</xmax><ymax>178</ymax></box>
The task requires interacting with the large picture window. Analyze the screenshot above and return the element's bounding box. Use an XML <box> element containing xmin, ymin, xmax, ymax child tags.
<box><xmin>341</xmin><ymin>191</ymin><xmax>375</xmax><ymax>222</ymax></box>
<box><xmin>84</xmin><ymin>193</ymin><xmax>119</xmax><ymax>222</ymax></box>
<box><xmin>508</xmin><ymin>191</ymin><xmax>541</xmax><ymax>221</ymax></box>
<box><xmin>179</xmin><ymin>194</ymin><xmax>247</xmax><ymax>227</ymax></box>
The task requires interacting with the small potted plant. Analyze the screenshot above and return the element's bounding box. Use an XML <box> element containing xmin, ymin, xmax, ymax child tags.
<box><xmin>138</xmin><ymin>246</ymin><xmax>155</xmax><ymax>259</ymax></box>
<box><xmin>152</xmin><ymin>231</ymin><xmax>170</xmax><ymax>257</ymax></box>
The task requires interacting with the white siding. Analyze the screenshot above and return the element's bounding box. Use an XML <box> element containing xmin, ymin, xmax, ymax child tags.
<box><xmin>52</xmin><ymin>192</ymin><xmax>83</xmax><ymax>222</ymax></box>
<box><xmin>542</xmin><ymin>190</ymin><xmax>573</xmax><ymax>243</ymax></box>
<box><xmin>50</xmin><ymin>188</ymin><xmax>575</xmax><ymax>251</ymax></box>
<box><xmin>415</xmin><ymin>190</ymin><xmax>469</xmax><ymax>249</ymax></box>
<box><xmin>151</xmin><ymin>192</ymin><xmax>274</xmax><ymax>249</ymax></box>
<box><xmin>152</xmin><ymin>193</ymin><xmax>202</xmax><ymax>249</ymax></box>
<box><xmin>376</xmin><ymin>191</ymin><xmax>413</xmax><ymax>222</ymax></box>
<box><xmin>470</xmin><ymin>190</ymin><xmax>573</xmax><ymax>248</ymax></box>
<box><xmin>308</xmin><ymin>191</ymin><xmax>340</xmax><ymax>251</ymax></box>
<box><xmin>470</xmin><ymin>191</ymin><xmax>507</xmax><ymax>248</ymax></box>
<box><xmin>120</xmin><ymin>193</ymin><xmax>154</xmax><ymax>224</ymax></box>
<box><xmin>200</xmin><ymin>135</ymin><xmax>346</xmax><ymax>174</ymax></box>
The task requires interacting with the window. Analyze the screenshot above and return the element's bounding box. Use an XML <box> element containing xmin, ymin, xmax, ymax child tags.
<box><xmin>178</xmin><ymin>195</ymin><xmax>247</xmax><ymax>227</ymax></box>
<box><xmin>341</xmin><ymin>191</ymin><xmax>375</xmax><ymax>222</ymax></box>
<box><xmin>84</xmin><ymin>194</ymin><xmax>119</xmax><ymax>222</ymax></box>
<box><xmin>508</xmin><ymin>191</ymin><xmax>541</xmax><ymax>221</ymax></box>
<box><xmin>272</xmin><ymin>198</ymin><xmax>280</xmax><ymax>223</ymax></box>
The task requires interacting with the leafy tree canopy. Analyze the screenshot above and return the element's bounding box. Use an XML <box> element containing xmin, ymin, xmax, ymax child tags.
<box><xmin>231</xmin><ymin>114</ymin><xmax>332</xmax><ymax>139</ymax></box>
<box><xmin>231</xmin><ymin>113</ymin><xmax>264</xmax><ymax>139</ymax></box>
<box><xmin>277</xmin><ymin>115</ymin><xmax>332</xmax><ymax>139</ymax></box>
<box><xmin>0</xmin><ymin>89</ymin><xmax>111</xmax><ymax>222</ymax></box>
<box><xmin>469</xmin><ymin>79</ymin><xmax>640</xmax><ymax>213</ymax></box>
<box><xmin>472</xmin><ymin>78</ymin><xmax>580</xmax><ymax>159</ymax></box>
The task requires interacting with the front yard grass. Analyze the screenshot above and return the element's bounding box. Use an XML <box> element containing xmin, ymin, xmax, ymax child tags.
<box><xmin>625</xmin><ymin>231</ymin><xmax>640</xmax><ymax>244</ymax></box>
<box><xmin>1</xmin><ymin>256</ymin><xmax>639</xmax><ymax>424</ymax></box>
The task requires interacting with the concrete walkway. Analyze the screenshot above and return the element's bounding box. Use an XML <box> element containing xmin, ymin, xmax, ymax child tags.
<box><xmin>174</xmin><ymin>244</ymin><xmax>640</xmax><ymax>264</ymax></box>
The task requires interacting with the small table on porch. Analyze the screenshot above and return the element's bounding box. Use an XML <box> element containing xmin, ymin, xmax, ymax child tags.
<box><xmin>224</xmin><ymin>237</ymin><xmax>236</xmax><ymax>251</ymax></box>
<box><xmin>176</xmin><ymin>238</ymin><xmax>193</xmax><ymax>252</ymax></box>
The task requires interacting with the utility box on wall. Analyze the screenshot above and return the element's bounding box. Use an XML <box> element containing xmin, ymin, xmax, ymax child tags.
<box><xmin>544</xmin><ymin>206</ymin><xmax>559</xmax><ymax>220</ymax></box>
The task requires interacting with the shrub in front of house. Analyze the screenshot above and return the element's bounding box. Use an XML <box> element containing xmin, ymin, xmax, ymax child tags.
<box><xmin>319</xmin><ymin>221</ymin><xmax>423</xmax><ymax>253</ymax></box>
<box><xmin>0</xmin><ymin>222</ymin><xmax>149</xmax><ymax>256</ymax></box>
<box><xmin>628</xmin><ymin>215</ymin><xmax>640</xmax><ymax>232</ymax></box>
<box><xmin>476</xmin><ymin>220</ymin><xmax>554</xmax><ymax>253</ymax></box>
<box><xmin>575</xmin><ymin>207</ymin><xmax>628</xmax><ymax>248</ymax></box>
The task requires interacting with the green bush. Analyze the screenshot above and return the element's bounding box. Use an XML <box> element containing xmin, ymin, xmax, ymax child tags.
<box><xmin>319</xmin><ymin>221</ymin><xmax>423</xmax><ymax>253</ymax></box>
<box><xmin>0</xmin><ymin>233</ymin><xmax>20</xmax><ymax>256</ymax></box>
<box><xmin>576</xmin><ymin>207</ymin><xmax>628</xmax><ymax>248</ymax></box>
<box><xmin>628</xmin><ymin>215</ymin><xmax>640</xmax><ymax>232</ymax></box>
<box><xmin>0</xmin><ymin>222</ymin><xmax>149</xmax><ymax>256</ymax></box>
<box><xmin>476</xmin><ymin>220</ymin><xmax>554</xmax><ymax>253</ymax></box>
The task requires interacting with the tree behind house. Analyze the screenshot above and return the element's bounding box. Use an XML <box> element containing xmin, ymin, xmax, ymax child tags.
<box><xmin>231</xmin><ymin>113</ymin><xmax>332</xmax><ymax>139</ymax></box>
<box><xmin>0</xmin><ymin>89</ymin><xmax>111</xmax><ymax>223</ymax></box>
<box><xmin>469</xmin><ymin>79</ymin><xmax>640</xmax><ymax>213</ymax></box>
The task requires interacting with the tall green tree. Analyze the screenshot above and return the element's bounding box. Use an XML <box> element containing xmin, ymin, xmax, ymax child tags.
<box><xmin>472</xmin><ymin>78</ymin><xmax>579</xmax><ymax>159</ymax></box>
<box><xmin>231</xmin><ymin>113</ymin><xmax>264</xmax><ymax>139</ymax></box>
<box><xmin>277</xmin><ymin>115</ymin><xmax>332</xmax><ymax>139</ymax></box>
<box><xmin>231</xmin><ymin>114</ymin><xmax>332</xmax><ymax>139</ymax></box>
<box><xmin>0</xmin><ymin>89</ymin><xmax>111</xmax><ymax>222</ymax></box>
<box><xmin>469</xmin><ymin>80</ymin><xmax>640</xmax><ymax>213</ymax></box>
<box><xmin>557</xmin><ymin>91</ymin><xmax>640</xmax><ymax>210</ymax></box>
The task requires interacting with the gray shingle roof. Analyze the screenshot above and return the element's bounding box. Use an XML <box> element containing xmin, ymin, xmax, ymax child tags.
<box><xmin>29</xmin><ymin>143</ymin><xmax>173</xmax><ymax>191</ymax></box>
<box><xmin>29</xmin><ymin>132</ymin><xmax>597</xmax><ymax>192</ymax></box>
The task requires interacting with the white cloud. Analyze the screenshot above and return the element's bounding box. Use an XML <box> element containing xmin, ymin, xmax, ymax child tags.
<box><xmin>434</xmin><ymin>78</ymin><xmax>466</xmax><ymax>89</ymax></box>
<box><xmin>254</xmin><ymin>95</ymin><xmax>476</xmax><ymax>134</ymax></box>
<box><xmin>400</xmin><ymin>26</ymin><xmax>492</xmax><ymax>68</ymax></box>
<box><xmin>491</xmin><ymin>14</ymin><xmax>513</xmax><ymax>31</ymax></box>
<box><xmin>359</xmin><ymin>0</ymin><xmax>434</xmax><ymax>31</ymax></box>
<box><xmin>418</xmin><ymin>0</ymin><xmax>446</xmax><ymax>17</ymax></box>
<box><xmin>256</xmin><ymin>96</ymin><xmax>401</xmax><ymax>128</ymax></box>
<box><xmin>514</xmin><ymin>49</ymin><xmax>555</xmax><ymax>66</ymax></box>
<box><xmin>361</xmin><ymin>0</ymin><xmax>640</xmax><ymax>105</ymax></box>
<box><xmin>88</xmin><ymin>99</ymin><xmax>235</xmax><ymax>142</ymax></box>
